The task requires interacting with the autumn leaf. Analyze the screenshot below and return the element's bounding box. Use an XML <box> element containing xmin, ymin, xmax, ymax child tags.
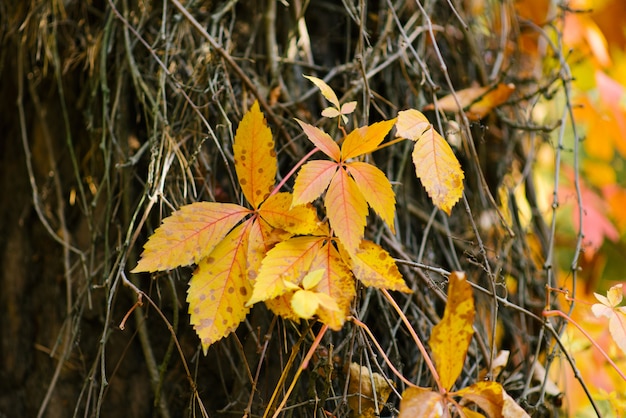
<box><xmin>592</xmin><ymin>284</ymin><xmax>626</xmax><ymax>355</ymax></box>
<box><xmin>395</xmin><ymin>109</ymin><xmax>431</xmax><ymax>141</ymax></box>
<box><xmin>346</xmin><ymin>162</ymin><xmax>396</xmax><ymax>233</ymax></box>
<box><xmin>295</xmin><ymin>119</ymin><xmax>341</xmax><ymax>160</ymax></box>
<box><xmin>412</xmin><ymin>127</ymin><xmax>464</xmax><ymax>215</ymax></box>
<box><xmin>233</xmin><ymin>100</ymin><xmax>277</xmax><ymax>208</ymax></box>
<box><xmin>341</xmin><ymin>119</ymin><xmax>397</xmax><ymax>160</ymax></box>
<box><xmin>258</xmin><ymin>192</ymin><xmax>319</xmax><ymax>235</ymax></box>
<box><xmin>187</xmin><ymin>221</ymin><xmax>253</xmax><ymax>352</ymax></box>
<box><xmin>348</xmin><ymin>363</ymin><xmax>394</xmax><ymax>418</ymax></box>
<box><xmin>342</xmin><ymin>240</ymin><xmax>411</xmax><ymax>293</ymax></box>
<box><xmin>456</xmin><ymin>381</ymin><xmax>504</xmax><ymax>418</ymax></box>
<box><xmin>429</xmin><ymin>271</ymin><xmax>475</xmax><ymax>391</ymax></box>
<box><xmin>398</xmin><ymin>387</ymin><xmax>445</xmax><ymax>418</ymax></box>
<box><xmin>291</xmin><ymin>160</ymin><xmax>338</xmax><ymax>207</ymax></box>
<box><xmin>131</xmin><ymin>203</ymin><xmax>250</xmax><ymax>272</ymax></box>
<box><xmin>424</xmin><ymin>83</ymin><xmax>516</xmax><ymax>120</ymax></box>
<box><xmin>288</xmin><ymin>269</ymin><xmax>340</xmax><ymax>319</ymax></box>
<box><xmin>304</xmin><ymin>75</ymin><xmax>357</xmax><ymax>124</ymax></box>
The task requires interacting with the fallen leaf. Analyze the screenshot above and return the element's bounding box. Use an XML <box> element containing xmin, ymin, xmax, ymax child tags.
<box><xmin>348</xmin><ymin>363</ymin><xmax>394</xmax><ymax>418</ymax></box>
<box><xmin>398</xmin><ymin>387</ymin><xmax>445</xmax><ymax>418</ymax></box>
<box><xmin>425</xmin><ymin>83</ymin><xmax>515</xmax><ymax>120</ymax></box>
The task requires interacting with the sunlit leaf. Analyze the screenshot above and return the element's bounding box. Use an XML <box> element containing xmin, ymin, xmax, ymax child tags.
<box><xmin>295</xmin><ymin>119</ymin><xmax>341</xmax><ymax>160</ymax></box>
<box><xmin>304</xmin><ymin>75</ymin><xmax>341</xmax><ymax>109</ymax></box>
<box><xmin>233</xmin><ymin>100</ymin><xmax>277</xmax><ymax>208</ymax></box>
<box><xmin>347</xmin><ymin>161</ymin><xmax>396</xmax><ymax>233</ymax></box>
<box><xmin>398</xmin><ymin>387</ymin><xmax>445</xmax><ymax>418</ymax></box>
<box><xmin>396</xmin><ymin>109</ymin><xmax>431</xmax><ymax>141</ymax></box>
<box><xmin>412</xmin><ymin>128</ymin><xmax>464</xmax><ymax>215</ymax></box>
<box><xmin>291</xmin><ymin>160</ymin><xmax>338</xmax><ymax>207</ymax></box>
<box><xmin>341</xmin><ymin>119</ymin><xmax>397</xmax><ymax>160</ymax></box>
<box><xmin>132</xmin><ymin>203</ymin><xmax>250</xmax><ymax>272</ymax></box>
<box><xmin>325</xmin><ymin>168</ymin><xmax>369</xmax><ymax>254</ymax></box>
<box><xmin>592</xmin><ymin>284</ymin><xmax>626</xmax><ymax>355</ymax></box>
<box><xmin>258</xmin><ymin>192</ymin><xmax>319</xmax><ymax>235</ymax></box>
<box><xmin>429</xmin><ymin>271</ymin><xmax>475</xmax><ymax>390</ymax></box>
<box><xmin>425</xmin><ymin>83</ymin><xmax>516</xmax><ymax>120</ymax></box>
<box><xmin>456</xmin><ymin>381</ymin><xmax>504</xmax><ymax>418</ymax></box>
<box><xmin>246</xmin><ymin>216</ymin><xmax>288</xmax><ymax>284</ymax></box>
<box><xmin>344</xmin><ymin>240</ymin><xmax>411</xmax><ymax>293</ymax></box>
<box><xmin>502</xmin><ymin>390</ymin><xmax>531</xmax><ymax>417</ymax></box>
<box><xmin>187</xmin><ymin>221</ymin><xmax>253</xmax><ymax>353</ymax></box>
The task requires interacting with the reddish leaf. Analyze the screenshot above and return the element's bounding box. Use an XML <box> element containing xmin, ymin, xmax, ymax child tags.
<box><xmin>413</xmin><ymin>128</ymin><xmax>464</xmax><ymax>215</ymax></box>
<box><xmin>132</xmin><ymin>203</ymin><xmax>250</xmax><ymax>272</ymax></box>
<box><xmin>399</xmin><ymin>387</ymin><xmax>446</xmax><ymax>418</ymax></box>
<box><xmin>291</xmin><ymin>160</ymin><xmax>338</xmax><ymax>207</ymax></box>
<box><xmin>187</xmin><ymin>221</ymin><xmax>253</xmax><ymax>352</ymax></box>
<box><xmin>429</xmin><ymin>271</ymin><xmax>475</xmax><ymax>391</ymax></box>
<box><xmin>341</xmin><ymin>118</ymin><xmax>397</xmax><ymax>160</ymax></box>
<box><xmin>295</xmin><ymin>119</ymin><xmax>341</xmax><ymax>160</ymax></box>
<box><xmin>325</xmin><ymin>168</ymin><xmax>369</xmax><ymax>254</ymax></box>
<box><xmin>347</xmin><ymin>161</ymin><xmax>396</xmax><ymax>233</ymax></box>
<box><xmin>233</xmin><ymin>100</ymin><xmax>277</xmax><ymax>208</ymax></box>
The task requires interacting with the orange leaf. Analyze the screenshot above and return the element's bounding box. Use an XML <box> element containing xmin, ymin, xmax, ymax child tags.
<box><xmin>429</xmin><ymin>271</ymin><xmax>475</xmax><ymax>391</ymax></box>
<box><xmin>395</xmin><ymin>109</ymin><xmax>431</xmax><ymax>141</ymax></box>
<box><xmin>132</xmin><ymin>202</ymin><xmax>250</xmax><ymax>272</ymax></box>
<box><xmin>426</xmin><ymin>83</ymin><xmax>515</xmax><ymax>120</ymax></box>
<box><xmin>291</xmin><ymin>160</ymin><xmax>338</xmax><ymax>207</ymax></box>
<box><xmin>413</xmin><ymin>128</ymin><xmax>464</xmax><ymax>215</ymax></box>
<box><xmin>325</xmin><ymin>168</ymin><xmax>369</xmax><ymax>254</ymax></box>
<box><xmin>246</xmin><ymin>217</ymin><xmax>288</xmax><ymax>284</ymax></box>
<box><xmin>398</xmin><ymin>387</ymin><xmax>445</xmax><ymax>418</ymax></box>
<box><xmin>347</xmin><ymin>161</ymin><xmax>396</xmax><ymax>233</ymax></box>
<box><xmin>456</xmin><ymin>381</ymin><xmax>504</xmax><ymax>418</ymax></box>
<box><xmin>308</xmin><ymin>242</ymin><xmax>355</xmax><ymax>329</ymax></box>
<box><xmin>345</xmin><ymin>240</ymin><xmax>410</xmax><ymax>293</ymax></box>
<box><xmin>187</xmin><ymin>221</ymin><xmax>253</xmax><ymax>353</ymax></box>
<box><xmin>295</xmin><ymin>119</ymin><xmax>341</xmax><ymax>160</ymax></box>
<box><xmin>258</xmin><ymin>192</ymin><xmax>319</xmax><ymax>235</ymax></box>
<box><xmin>341</xmin><ymin>118</ymin><xmax>397</xmax><ymax>160</ymax></box>
<box><xmin>233</xmin><ymin>100</ymin><xmax>277</xmax><ymax>208</ymax></box>
<box><xmin>247</xmin><ymin>236</ymin><xmax>324</xmax><ymax>305</ymax></box>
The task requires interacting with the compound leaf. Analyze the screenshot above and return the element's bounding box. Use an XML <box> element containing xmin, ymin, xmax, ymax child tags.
<box><xmin>292</xmin><ymin>160</ymin><xmax>338</xmax><ymax>207</ymax></box>
<box><xmin>347</xmin><ymin>161</ymin><xmax>396</xmax><ymax>233</ymax></box>
<box><xmin>341</xmin><ymin>118</ymin><xmax>397</xmax><ymax>160</ymax></box>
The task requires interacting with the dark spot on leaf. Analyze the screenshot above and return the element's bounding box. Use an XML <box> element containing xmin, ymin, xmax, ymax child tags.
<box><xmin>378</xmin><ymin>251</ymin><xmax>387</xmax><ymax>261</ymax></box>
<box><xmin>270</xmin><ymin>150</ymin><xmax>276</xmax><ymax>157</ymax></box>
<box><xmin>206</xmin><ymin>257</ymin><xmax>215</xmax><ymax>264</ymax></box>
<box><xmin>226</xmin><ymin>306</ymin><xmax>233</xmax><ymax>313</ymax></box>
<box><xmin>240</xmin><ymin>178</ymin><xmax>247</xmax><ymax>186</ymax></box>
<box><xmin>240</xmin><ymin>286</ymin><xmax>248</xmax><ymax>296</ymax></box>
<box><xmin>258</xmin><ymin>167</ymin><xmax>264</xmax><ymax>174</ymax></box>
<box><xmin>228</xmin><ymin>287</ymin><xmax>235</xmax><ymax>294</ymax></box>
<box><xmin>199</xmin><ymin>294</ymin><xmax>206</xmax><ymax>301</ymax></box>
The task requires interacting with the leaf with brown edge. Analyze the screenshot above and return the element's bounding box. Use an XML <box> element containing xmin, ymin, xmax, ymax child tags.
<box><xmin>233</xmin><ymin>100</ymin><xmax>277</xmax><ymax>208</ymax></box>
<box><xmin>187</xmin><ymin>220</ymin><xmax>253</xmax><ymax>353</ymax></box>
<box><xmin>347</xmin><ymin>161</ymin><xmax>396</xmax><ymax>233</ymax></box>
<box><xmin>259</xmin><ymin>192</ymin><xmax>319</xmax><ymax>235</ymax></box>
<box><xmin>265</xmin><ymin>293</ymin><xmax>299</xmax><ymax>322</ymax></box>
<box><xmin>343</xmin><ymin>240</ymin><xmax>410</xmax><ymax>293</ymax></box>
<box><xmin>456</xmin><ymin>381</ymin><xmax>504</xmax><ymax>418</ymax></box>
<box><xmin>398</xmin><ymin>387</ymin><xmax>445</xmax><ymax>418</ymax></box>
<box><xmin>132</xmin><ymin>202</ymin><xmax>250</xmax><ymax>273</ymax></box>
<box><xmin>291</xmin><ymin>160</ymin><xmax>338</xmax><ymax>207</ymax></box>
<box><xmin>247</xmin><ymin>236</ymin><xmax>325</xmax><ymax>305</ymax></box>
<box><xmin>396</xmin><ymin>109</ymin><xmax>431</xmax><ymax>141</ymax></box>
<box><xmin>341</xmin><ymin>118</ymin><xmax>397</xmax><ymax>160</ymax></box>
<box><xmin>413</xmin><ymin>128</ymin><xmax>464</xmax><ymax>215</ymax></box>
<box><xmin>325</xmin><ymin>168</ymin><xmax>369</xmax><ymax>254</ymax></box>
<box><xmin>429</xmin><ymin>271</ymin><xmax>475</xmax><ymax>391</ymax></box>
<box><xmin>295</xmin><ymin>119</ymin><xmax>341</xmax><ymax>160</ymax></box>
<box><xmin>308</xmin><ymin>242</ymin><xmax>355</xmax><ymax>329</ymax></box>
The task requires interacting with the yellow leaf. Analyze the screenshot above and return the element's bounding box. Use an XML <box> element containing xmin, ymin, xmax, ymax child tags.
<box><xmin>290</xmin><ymin>289</ymin><xmax>322</xmax><ymax>319</ymax></box>
<box><xmin>258</xmin><ymin>192</ymin><xmax>319</xmax><ymax>235</ymax></box>
<box><xmin>348</xmin><ymin>363</ymin><xmax>394</xmax><ymax>417</ymax></box>
<box><xmin>592</xmin><ymin>284</ymin><xmax>626</xmax><ymax>356</ymax></box>
<box><xmin>187</xmin><ymin>221</ymin><xmax>253</xmax><ymax>353</ymax></box>
<box><xmin>426</xmin><ymin>83</ymin><xmax>515</xmax><ymax>120</ymax></box>
<box><xmin>396</xmin><ymin>109</ymin><xmax>431</xmax><ymax>141</ymax></box>
<box><xmin>233</xmin><ymin>100</ymin><xmax>277</xmax><ymax>208</ymax></box>
<box><xmin>413</xmin><ymin>128</ymin><xmax>464</xmax><ymax>215</ymax></box>
<box><xmin>246</xmin><ymin>217</ymin><xmax>288</xmax><ymax>284</ymax></box>
<box><xmin>398</xmin><ymin>387</ymin><xmax>446</xmax><ymax>418</ymax></box>
<box><xmin>295</xmin><ymin>119</ymin><xmax>341</xmax><ymax>160</ymax></box>
<box><xmin>344</xmin><ymin>240</ymin><xmax>411</xmax><ymax>293</ymax></box>
<box><xmin>247</xmin><ymin>236</ymin><xmax>324</xmax><ymax>305</ymax></box>
<box><xmin>455</xmin><ymin>381</ymin><xmax>504</xmax><ymax>418</ymax></box>
<box><xmin>341</xmin><ymin>118</ymin><xmax>397</xmax><ymax>160</ymax></box>
<box><xmin>304</xmin><ymin>75</ymin><xmax>341</xmax><ymax>109</ymax></box>
<box><xmin>265</xmin><ymin>293</ymin><xmax>300</xmax><ymax>322</ymax></box>
<box><xmin>325</xmin><ymin>168</ymin><xmax>369</xmax><ymax>254</ymax></box>
<box><xmin>502</xmin><ymin>390</ymin><xmax>531</xmax><ymax>418</ymax></box>
<box><xmin>291</xmin><ymin>160</ymin><xmax>338</xmax><ymax>207</ymax></box>
<box><xmin>347</xmin><ymin>161</ymin><xmax>396</xmax><ymax>233</ymax></box>
<box><xmin>429</xmin><ymin>271</ymin><xmax>475</xmax><ymax>391</ymax></box>
<box><xmin>461</xmin><ymin>408</ymin><xmax>487</xmax><ymax>418</ymax></box>
<box><xmin>132</xmin><ymin>202</ymin><xmax>250</xmax><ymax>272</ymax></box>
<box><xmin>309</xmin><ymin>242</ymin><xmax>355</xmax><ymax>329</ymax></box>
<box><xmin>301</xmin><ymin>268</ymin><xmax>326</xmax><ymax>289</ymax></box>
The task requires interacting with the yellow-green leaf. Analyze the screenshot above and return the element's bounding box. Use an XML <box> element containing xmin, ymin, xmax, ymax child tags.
<box><xmin>295</xmin><ymin>119</ymin><xmax>341</xmax><ymax>160</ymax></box>
<box><xmin>398</xmin><ymin>387</ymin><xmax>446</xmax><ymax>418</ymax></box>
<box><xmin>233</xmin><ymin>100</ymin><xmax>277</xmax><ymax>208</ymax></box>
<box><xmin>304</xmin><ymin>75</ymin><xmax>341</xmax><ymax>109</ymax></box>
<box><xmin>341</xmin><ymin>118</ymin><xmax>397</xmax><ymax>160</ymax></box>
<box><xmin>413</xmin><ymin>128</ymin><xmax>464</xmax><ymax>215</ymax></box>
<box><xmin>292</xmin><ymin>160</ymin><xmax>338</xmax><ymax>207</ymax></box>
<box><xmin>325</xmin><ymin>168</ymin><xmax>368</xmax><ymax>254</ymax></box>
<box><xmin>187</xmin><ymin>221</ymin><xmax>253</xmax><ymax>353</ymax></box>
<box><xmin>258</xmin><ymin>192</ymin><xmax>319</xmax><ymax>235</ymax></box>
<box><xmin>247</xmin><ymin>236</ymin><xmax>324</xmax><ymax>305</ymax></box>
<box><xmin>396</xmin><ymin>109</ymin><xmax>431</xmax><ymax>141</ymax></box>
<box><xmin>429</xmin><ymin>271</ymin><xmax>475</xmax><ymax>391</ymax></box>
<box><xmin>132</xmin><ymin>202</ymin><xmax>250</xmax><ymax>272</ymax></box>
<box><xmin>345</xmin><ymin>240</ymin><xmax>411</xmax><ymax>292</ymax></box>
<box><xmin>347</xmin><ymin>161</ymin><xmax>396</xmax><ymax>233</ymax></box>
